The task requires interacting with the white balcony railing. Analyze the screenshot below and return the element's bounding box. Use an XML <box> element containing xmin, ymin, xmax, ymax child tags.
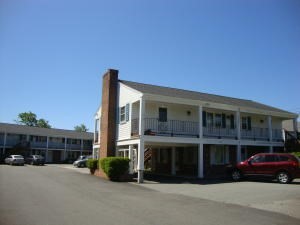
<box><xmin>131</xmin><ymin>118</ymin><xmax>283</xmax><ymax>142</ymax></box>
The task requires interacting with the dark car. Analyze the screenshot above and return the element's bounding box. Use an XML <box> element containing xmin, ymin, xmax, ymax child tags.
<box><xmin>73</xmin><ymin>155</ymin><xmax>92</xmax><ymax>168</ymax></box>
<box><xmin>231</xmin><ymin>153</ymin><xmax>300</xmax><ymax>184</ymax></box>
<box><xmin>25</xmin><ymin>155</ymin><xmax>45</xmax><ymax>165</ymax></box>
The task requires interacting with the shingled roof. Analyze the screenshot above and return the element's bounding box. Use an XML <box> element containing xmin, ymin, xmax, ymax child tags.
<box><xmin>120</xmin><ymin>80</ymin><xmax>295</xmax><ymax>116</ymax></box>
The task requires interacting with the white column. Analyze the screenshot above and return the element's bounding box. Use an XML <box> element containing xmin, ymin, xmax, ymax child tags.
<box><xmin>129</xmin><ymin>145</ymin><xmax>134</xmax><ymax>174</ymax></box>
<box><xmin>3</xmin><ymin>132</ymin><xmax>7</xmax><ymax>155</ymax></box>
<box><xmin>198</xmin><ymin>143</ymin><xmax>204</xmax><ymax>178</ymax></box>
<box><xmin>137</xmin><ymin>96</ymin><xmax>145</xmax><ymax>183</ymax></box>
<box><xmin>199</xmin><ymin>105</ymin><xmax>203</xmax><ymax>139</ymax></box>
<box><xmin>80</xmin><ymin>139</ymin><xmax>83</xmax><ymax>156</ymax></box>
<box><xmin>268</xmin><ymin>116</ymin><xmax>272</xmax><ymax>142</ymax></box>
<box><xmin>46</xmin><ymin>136</ymin><xmax>49</xmax><ymax>162</ymax></box>
<box><xmin>64</xmin><ymin>137</ymin><xmax>67</xmax><ymax>160</ymax></box>
<box><xmin>269</xmin><ymin>146</ymin><xmax>273</xmax><ymax>153</ymax></box>
<box><xmin>236</xmin><ymin>145</ymin><xmax>241</xmax><ymax>163</ymax></box>
<box><xmin>293</xmin><ymin>118</ymin><xmax>298</xmax><ymax>132</ymax></box>
<box><xmin>137</xmin><ymin>140</ymin><xmax>144</xmax><ymax>183</ymax></box>
<box><xmin>171</xmin><ymin>147</ymin><xmax>176</xmax><ymax>175</ymax></box>
<box><xmin>236</xmin><ymin>110</ymin><xmax>241</xmax><ymax>140</ymax></box>
<box><xmin>139</xmin><ymin>96</ymin><xmax>145</xmax><ymax>136</ymax></box>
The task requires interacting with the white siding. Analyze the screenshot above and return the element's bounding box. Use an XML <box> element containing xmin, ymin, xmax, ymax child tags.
<box><xmin>117</xmin><ymin>83</ymin><xmax>142</xmax><ymax>141</ymax></box>
<box><xmin>145</xmin><ymin>102</ymin><xmax>199</xmax><ymax>122</ymax></box>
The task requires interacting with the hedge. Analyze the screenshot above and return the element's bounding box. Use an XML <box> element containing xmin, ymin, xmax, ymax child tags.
<box><xmin>100</xmin><ymin>157</ymin><xmax>130</xmax><ymax>181</ymax></box>
<box><xmin>292</xmin><ymin>152</ymin><xmax>300</xmax><ymax>158</ymax></box>
<box><xmin>87</xmin><ymin>158</ymin><xmax>98</xmax><ymax>174</ymax></box>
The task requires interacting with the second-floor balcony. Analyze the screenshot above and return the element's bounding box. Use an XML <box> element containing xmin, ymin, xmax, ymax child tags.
<box><xmin>131</xmin><ymin>118</ymin><xmax>284</xmax><ymax>142</ymax></box>
<box><xmin>30</xmin><ymin>141</ymin><xmax>47</xmax><ymax>148</ymax></box>
<box><xmin>132</xmin><ymin>118</ymin><xmax>199</xmax><ymax>138</ymax></box>
<box><xmin>48</xmin><ymin>142</ymin><xmax>65</xmax><ymax>149</ymax></box>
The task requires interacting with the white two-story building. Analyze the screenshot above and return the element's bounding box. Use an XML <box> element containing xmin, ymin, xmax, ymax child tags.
<box><xmin>95</xmin><ymin>69</ymin><xmax>298</xmax><ymax>183</ymax></box>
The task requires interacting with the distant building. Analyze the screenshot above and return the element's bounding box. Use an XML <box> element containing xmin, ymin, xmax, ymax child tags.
<box><xmin>94</xmin><ymin>69</ymin><xmax>298</xmax><ymax>182</ymax></box>
<box><xmin>0</xmin><ymin>123</ymin><xmax>93</xmax><ymax>163</ymax></box>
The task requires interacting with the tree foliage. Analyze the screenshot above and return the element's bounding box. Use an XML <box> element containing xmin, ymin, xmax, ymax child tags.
<box><xmin>74</xmin><ymin>124</ymin><xmax>88</xmax><ymax>132</ymax></box>
<box><xmin>16</xmin><ymin>111</ymin><xmax>51</xmax><ymax>128</ymax></box>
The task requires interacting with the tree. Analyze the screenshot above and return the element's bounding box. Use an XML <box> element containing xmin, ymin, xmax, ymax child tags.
<box><xmin>16</xmin><ymin>111</ymin><xmax>37</xmax><ymax>126</ymax></box>
<box><xmin>37</xmin><ymin>119</ymin><xmax>51</xmax><ymax>128</ymax></box>
<box><xmin>74</xmin><ymin>124</ymin><xmax>88</xmax><ymax>132</ymax></box>
<box><xmin>16</xmin><ymin>111</ymin><xmax>51</xmax><ymax>128</ymax></box>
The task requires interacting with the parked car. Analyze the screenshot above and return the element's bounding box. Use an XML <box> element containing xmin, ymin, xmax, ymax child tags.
<box><xmin>231</xmin><ymin>153</ymin><xmax>300</xmax><ymax>184</ymax></box>
<box><xmin>25</xmin><ymin>155</ymin><xmax>45</xmax><ymax>165</ymax></box>
<box><xmin>5</xmin><ymin>155</ymin><xmax>25</xmax><ymax>166</ymax></box>
<box><xmin>73</xmin><ymin>155</ymin><xmax>92</xmax><ymax>168</ymax></box>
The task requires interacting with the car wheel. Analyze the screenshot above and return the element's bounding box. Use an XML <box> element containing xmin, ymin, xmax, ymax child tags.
<box><xmin>232</xmin><ymin>170</ymin><xmax>242</xmax><ymax>181</ymax></box>
<box><xmin>277</xmin><ymin>171</ymin><xmax>291</xmax><ymax>184</ymax></box>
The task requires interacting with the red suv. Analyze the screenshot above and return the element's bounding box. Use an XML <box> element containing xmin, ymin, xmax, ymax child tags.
<box><xmin>231</xmin><ymin>153</ymin><xmax>300</xmax><ymax>184</ymax></box>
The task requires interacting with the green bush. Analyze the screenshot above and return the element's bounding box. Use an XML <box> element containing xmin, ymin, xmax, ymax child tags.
<box><xmin>292</xmin><ymin>152</ymin><xmax>300</xmax><ymax>158</ymax></box>
<box><xmin>100</xmin><ymin>157</ymin><xmax>130</xmax><ymax>181</ymax></box>
<box><xmin>87</xmin><ymin>159</ymin><xmax>98</xmax><ymax>174</ymax></box>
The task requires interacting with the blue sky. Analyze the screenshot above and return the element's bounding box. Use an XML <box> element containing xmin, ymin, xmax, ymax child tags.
<box><xmin>0</xmin><ymin>0</ymin><xmax>299</xmax><ymax>131</ymax></box>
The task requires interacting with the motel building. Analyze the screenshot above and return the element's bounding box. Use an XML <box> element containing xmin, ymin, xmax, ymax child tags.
<box><xmin>0</xmin><ymin>123</ymin><xmax>93</xmax><ymax>163</ymax></box>
<box><xmin>94</xmin><ymin>69</ymin><xmax>298</xmax><ymax>183</ymax></box>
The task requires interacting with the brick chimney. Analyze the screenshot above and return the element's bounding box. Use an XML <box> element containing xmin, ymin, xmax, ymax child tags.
<box><xmin>99</xmin><ymin>69</ymin><xmax>119</xmax><ymax>159</ymax></box>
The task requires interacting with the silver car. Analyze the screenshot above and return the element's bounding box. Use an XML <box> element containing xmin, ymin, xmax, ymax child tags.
<box><xmin>5</xmin><ymin>155</ymin><xmax>25</xmax><ymax>166</ymax></box>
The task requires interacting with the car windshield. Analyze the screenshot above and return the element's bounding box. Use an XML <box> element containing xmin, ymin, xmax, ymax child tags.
<box><xmin>14</xmin><ymin>155</ymin><xmax>23</xmax><ymax>159</ymax></box>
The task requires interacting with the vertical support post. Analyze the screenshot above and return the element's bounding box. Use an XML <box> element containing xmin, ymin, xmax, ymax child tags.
<box><xmin>199</xmin><ymin>105</ymin><xmax>203</xmax><ymax>139</ymax></box>
<box><xmin>137</xmin><ymin>96</ymin><xmax>145</xmax><ymax>183</ymax></box>
<box><xmin>80</xmin><ymin>139</ymin><xmax>83</xmax><ymax>156</ymax></box>
<box><xmin>237</xmin><ymin>145</ymin><xmax>241</xmax><ymax>163</ymax></box>
<box><xmin>268</xmin><ymin>116</ymin><xmax>273</xmax><ymax>142</ymax></box>
<box><xmin>198</xmin><ymin>143</ymin><xmax>204</xmax><ymax>178</ymax></box>
<box><xmin>236</xmin><ymin>110</ymin><xmax>241</xmax><ymax>140</ymax></box>
<box><xmin>137</xmin><ymin>140</ymin><xmax>144</xmax><ymax>183</ymax></box>
<box><xmin>171</xmin><ymin>147</ymin><xmax>176</xmax><ymax>175</ymax></box>
<box><xmin>129</xmin><ymin>145</ymin><xmax>134</xmax><ymax>174</ymax></box>
<box><xmin>64</xmin><ymin>137</ymin><xmax>67</xmax><ymax>161</ymax></box>
<box><xmin>268</xmin><ymin>116</ymin><xmax>273</xmax><ymax>153</ymax></box>
<box><xmin>293</xmin><ymin>118</ymin><xmax>298</xmax><ymax>132</ymax></box>
<box><xmin>46</xmin><ymin>136</ymin><xmax>49</xmax><ymax>162</ymax></box>
<box><xmin>3</xmin><ymin>132</ymin><xmax>7</xmax><ymax>156</ymax></box>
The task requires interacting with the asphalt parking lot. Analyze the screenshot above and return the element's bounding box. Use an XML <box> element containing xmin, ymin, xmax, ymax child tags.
<box><xmin>51</xmin><ymin>164</ymin><xmax>300</xmax><ymax>219</ymax></box>
<box><xmin>134</xmin><ymin>176</ymin><xmax>300</xmax><ymax>219</ymax></box>
<box><xmin>1</xmin><ymin>164</ymin><xmax>300</xmax><ymax>225</ymax></box>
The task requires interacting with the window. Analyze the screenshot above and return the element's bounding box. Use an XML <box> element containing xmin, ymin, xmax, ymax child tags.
<box><xmin>215</xmin><ymin>114</ymin><xmax>222</xmax><ymax>127</ymax></box>
<box><xmin>251</xmin><ymin>155</ymin><xmax>265</xmax><ymax>163</ymax></box>
<box><xmin>242</xmin><ymin>116</ymin><xmax>251</xmax><ymax>130</ymax></box>
<box><xmin>120</xmin><ymin>106</ymin><xmax>126</xmax><ymax>122</ymax></box>
<box><xmin>210</xmin><ymin>146</ymin><xmax>229</xmax><ymax>165</ymax></box>
<box><xmin>159</xmin><ymin>108</ymin><xmax>167</xmax><ymax>122</ymax></box>
<box><xmin>207</xmin><ymin>113</ymin><xmax>213</xmax><ymax>127</ymax></box>
<box><xmin>119</xmin><ymin>104</ymin><xmax>130</xmax><ymax>123</ymax></box>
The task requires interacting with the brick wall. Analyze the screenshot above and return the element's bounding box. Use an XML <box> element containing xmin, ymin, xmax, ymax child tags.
<box><xmin>99</xmin><ymin>69</ymin><xmax>118</xmax><ymax>158</ymax></box>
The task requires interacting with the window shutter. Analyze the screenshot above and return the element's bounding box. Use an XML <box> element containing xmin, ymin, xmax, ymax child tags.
<box><xmin>247</xmin><ymin>116</ymin><xmax>252</xmax><ymax>130</ymax></box>
<box><xmin>222</xmin><ymin>114</ymin><xmax>226</xmax><ymax>128</ymax></box>
<box><xmin>230</xmin><ymin>115</ymin><xmax>234</xmax><ymax>129</ymax></box>
<box><xmin>126</xmin><ymin>103</ymin><xmax>130</xmax><ymax>122</ymax></box>
<box><xmin>202</xmin><ymin>111</ymin><xmax>207</xmax><ymax>127</ymax></box>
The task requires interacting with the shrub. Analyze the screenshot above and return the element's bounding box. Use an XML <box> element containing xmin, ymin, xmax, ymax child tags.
<box><xmin>100</xmin><ymin>157</ymin><xmax>130</xmax><ymax>181</ymax></box>
<box><xmin>292</xmin><ymin>152</ymin><xmax>300</xmax><ymax>158</ymax></box>
<box><xmin>87</xmin><ymin>158</ymin><xmax>98</xmax><ymax>174</ymax></box>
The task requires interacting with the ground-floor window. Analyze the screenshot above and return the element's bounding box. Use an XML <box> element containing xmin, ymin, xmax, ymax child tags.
<box><xmin>118</xmin><ymin>149</ymin><xmax>129</xmax><ymax>158</ymax></box>
<box><xmin>210</xmin><ymin>145</ymin><xmax>229</xmax><ymax>165</ymax></box>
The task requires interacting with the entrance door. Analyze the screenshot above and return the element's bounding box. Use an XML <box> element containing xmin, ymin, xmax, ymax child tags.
<box><xmin>52</xmin><ymin>151</ymin><xmax>61</xmax><ymax>163</ymax></box>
